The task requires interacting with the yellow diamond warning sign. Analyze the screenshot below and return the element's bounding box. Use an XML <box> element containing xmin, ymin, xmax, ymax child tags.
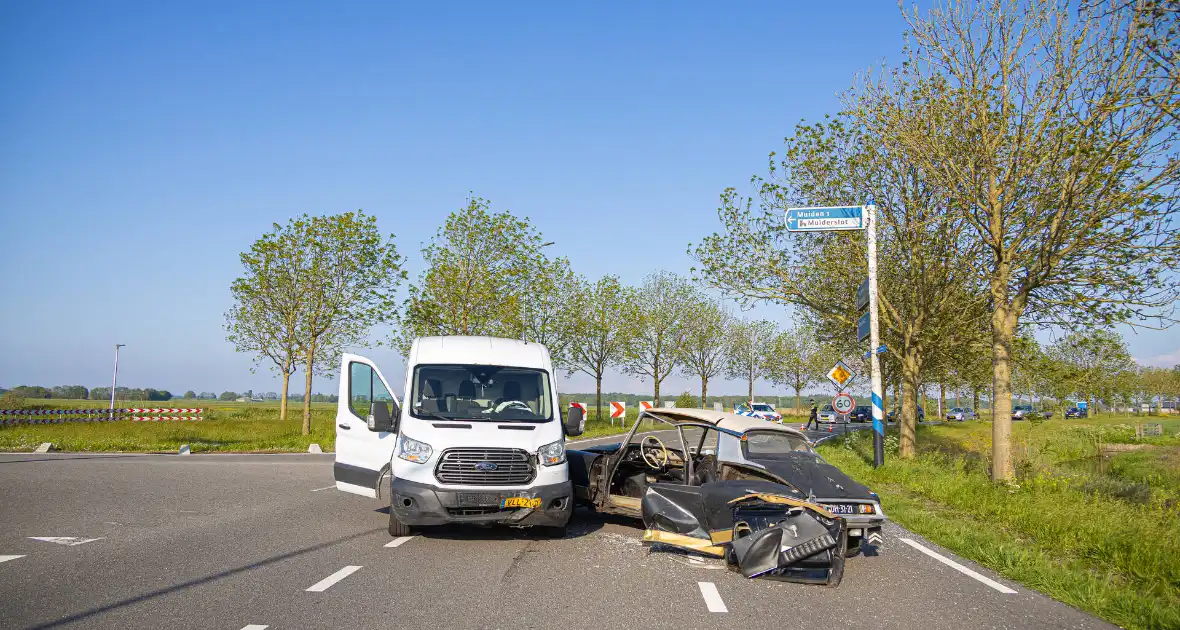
<box><xmin>827</xmin><ymin>361</ymin><xmax>857</xmax><ymax>391</ymax></box>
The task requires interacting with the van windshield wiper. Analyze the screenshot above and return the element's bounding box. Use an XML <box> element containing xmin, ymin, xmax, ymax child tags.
<box><xmin>415</xmin><ymin>408</ymin><xmax>459</xmax><ymax>423</ymax></box>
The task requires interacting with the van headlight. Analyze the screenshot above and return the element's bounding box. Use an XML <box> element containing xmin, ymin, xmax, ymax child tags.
<box><xmin>397</xmin><ymin>435</ymin><xmax>433</xmax><ymax>464</ymax></box>
<box><xmin>538</xmin><ymin>440</ymin><xmax>565</xmax><ymax>466</ymax></box>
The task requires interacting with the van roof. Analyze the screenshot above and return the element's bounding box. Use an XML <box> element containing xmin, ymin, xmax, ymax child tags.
<box><xmin>411</xmin><ymin>336</ymin><xmax>551</xmax><ymax>370</ymax></box>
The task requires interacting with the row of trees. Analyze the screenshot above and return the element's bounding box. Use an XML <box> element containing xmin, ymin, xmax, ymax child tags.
<box><xmin>0</xmin><ymin>385</ymin><xmax>173</xmax><ymax>401</ymax></box>
<box><xmin>692</xmin><ymin>0</ymin><xmax>1180</xmax><ymax>481</ymax></box>
<box><xmin>225</xmin><ymin>210</ymin><xmax>405</xmax><ymax>433</ymax></box>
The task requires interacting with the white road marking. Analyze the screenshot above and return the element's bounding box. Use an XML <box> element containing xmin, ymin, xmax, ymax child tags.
<box><xmin>240</xmin><ymin>626</ymin><xmax>269</xmax><ymax>630</ymax></box>
<box><xmin>310</xmin><ymin>485</ymin><xmax>336</xmax><ymax>492</ymax></box>
<box><xmin>899</xmin><ymin>538</ymin><xmax>1017</xmax><ymax>594</ymax></box>
<box><xmin>0</xmin><ymin>555</ymin><xmax>25</xmax><ymax>563</ymax></box>
<box><xmin>385</xmin><ymin>536</ymin><xmax>415</xmax><ymax>548</ymax></box>
<box><xmin>306</xmin><ymin>565</ymin><xmax>362</xmax><ymax>592</ymax></box>
<box><xmin>697</xmin><ymin>581</ymin><xmax>728</xmax><ymax>613</ymax></box>
<box><xmin>28</xmin><ymin>536</ymin><xmax>104</xmax><ymax>546</ymax></box>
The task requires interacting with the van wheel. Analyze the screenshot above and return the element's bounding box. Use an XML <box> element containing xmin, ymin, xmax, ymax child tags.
<box><xmin>388</xmin><ymin>508</ymin><xmax>414</xmax><ymax>537</ymax></box>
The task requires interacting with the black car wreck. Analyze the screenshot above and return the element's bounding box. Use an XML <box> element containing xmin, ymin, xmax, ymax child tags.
<box><xmin>566</xmin><ymin>408</ymin><xmax>885</xmax><ymax>585</ymax></box>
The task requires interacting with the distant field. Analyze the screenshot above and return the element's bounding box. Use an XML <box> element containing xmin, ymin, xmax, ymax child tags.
<box><xmin>0</xmin><ymin>399</ymin><xmax>335</xmax><ymax>453</ymax></box>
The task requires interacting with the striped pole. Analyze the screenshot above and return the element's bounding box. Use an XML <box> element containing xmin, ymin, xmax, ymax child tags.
<box><xmin>867</xmin><ymin>201</ymin><xmax>885</xmax><ymax>468</ymax></box>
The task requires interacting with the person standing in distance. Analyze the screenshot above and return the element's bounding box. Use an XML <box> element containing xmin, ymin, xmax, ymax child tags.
<box><xmin>806</xmin><ymin>398</ymin><xmax>819</xmax><ymax>430</ymax></box>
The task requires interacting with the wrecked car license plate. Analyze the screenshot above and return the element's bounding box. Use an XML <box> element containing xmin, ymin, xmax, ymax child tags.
<box><xmin>822</xmin><ymin>503</ymin><xmax>859</xmax><ymax>515</ymax></box>
<box><xmin>501</xmin><ymin>496</ymin><xmax>542</xmax><ymax>509</ymax></box>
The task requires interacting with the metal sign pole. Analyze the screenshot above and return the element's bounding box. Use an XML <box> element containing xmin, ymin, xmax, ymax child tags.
<box><xmin>867</xmin><ymin>203</ymin><xmax>885</xmax><ymax>467</ymax></box>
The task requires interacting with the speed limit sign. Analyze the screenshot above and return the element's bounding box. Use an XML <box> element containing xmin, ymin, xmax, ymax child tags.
<box><xmin>833</xmin><ymin>393</ymin><xmax>856</xmax><ymax>415</ymax></box>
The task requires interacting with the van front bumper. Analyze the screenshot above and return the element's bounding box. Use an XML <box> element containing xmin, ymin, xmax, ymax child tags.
<box><xmin>390</xmin><ymin>477</ymin><xmax>573</xmax><ymax>528</ymax></box>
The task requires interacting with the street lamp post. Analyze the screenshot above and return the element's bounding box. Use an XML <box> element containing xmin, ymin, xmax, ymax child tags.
<box><xmin>109</xmin><ymin>344</ymin><xmax>125</xmax><ymax>420</ymax></box>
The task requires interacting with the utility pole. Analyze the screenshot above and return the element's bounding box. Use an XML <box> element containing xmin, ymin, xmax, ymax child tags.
<box><xmin>109</xmin><ymin>344</ymin><xmax>125</xmax><ymax>420</ymax></box>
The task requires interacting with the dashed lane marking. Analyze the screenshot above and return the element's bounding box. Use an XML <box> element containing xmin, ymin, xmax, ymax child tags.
<box><xmin>0</xmin><ymin>555</ymin><xmax>25</xmax><ymax>564</ymax></box>
<box><xmin>310</xmin><ymin>485</ymin><xmax>336</xmax><ymax>492</ymax></box>
<box><xmin>899</xmin><ymin>538</ymin><xmax>1017</xmax><ymax>594</ymax></box>
<box><xmin>697</xmin><ymin>581</ymin><xmax>728</xmax><ymax>613</ymax></box>
<box><xmin>385</xmin><ymin>536</ymin><xmax>415</xmax><ymax>548</ymax></box>
<box><xmin>306</xmin><ymin>566</ymin><xmax>362</xmax><ymax>592</ymax></box>
<box><xmin>240</xmin><ymin>626</ymin><xmax>269</xmax><ymax>629</ymax></box>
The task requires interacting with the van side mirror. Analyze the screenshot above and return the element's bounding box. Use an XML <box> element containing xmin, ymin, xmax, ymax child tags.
<box><xmin>368</xmin><ymin>401</ymin><xmax>397</xmax><ymax>433</ymax></box>
<box><xmin>564</xmin><ymin>405</ymin><xmax>584</xmax><ymax>437</ymax></box>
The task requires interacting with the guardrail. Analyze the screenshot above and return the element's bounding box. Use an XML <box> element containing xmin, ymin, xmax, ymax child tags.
<box><xmin>0</xmin><ymin>408</ymin><xmax>203</xmax><ymax>425</ymax></box>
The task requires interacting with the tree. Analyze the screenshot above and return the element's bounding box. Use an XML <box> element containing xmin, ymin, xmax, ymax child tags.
<box><xmin>225</xmin><ymin>216</ymin><xmax>310</xmax><ymax>424</ymax></box>
<box><xmin>397</xmin><ymin>197</ymin><xmax>552</xmax><ymax>351</ymax></box>
<box><xmin>674</xmin><ymin>391</ymin><xmax>697</xmax><ymax>408</ymax></box>
<box><xmin>726</xmin><ymin>318</ymin><xmax>778</xmax><ymax>403</ymax></box>
<box><xmin>219</xmin><ymin>391</ymin><xmax>239</xmax><ymax>401</ymax></box>
<box><xmin>890</xmin><ymin>0</ymin><xmax>1180</xmax><ymax>480</ymax></box>
<box><xmin>692</xmin><ymin>105</ymin><xmax>988</xmax><ymax>457</ymax></box>
<box><xmin>770</xmin><ymin>324</ymin><xmax>825</xmax><ymax>411</ymax></box>
<box><xmin>1139</xmin><ymin>365</ymin><xmax>1178</xmax><ymax>413</ymax></box>
<box><xmin>183</xmin><ymin>391</ymin><xmax>196</xmax><ymax>399</ymax></box>
<box><xmin>517</xmin><ymin>256</ymin><xmax>579</xmax><ymax>369</ymax></box>
<box><xmin>677</xmin><ymin>294</ymin><xmax>732</xmax><ymax>408</ymax></box>
<box><xmin>1047</xmin><ymin>329</ymin><xmax>1135</xmax><ymax>414</ymax></box>
<box><xmin>621</xmin><ymin>271</ymin><xmax>694</xmax><ymax>406</ymax></box>
<box><xmin>566</xmin><ymin>275</ymin><xmax>635</xmax><ymax>420</ymax></box>
<box><xmin>297</xmin><ymin>211</ymin><xmax>405</xmax><ymax>435</ymax></box>
<box><xmin>51</xmin><ymin>385</ymin><xmax>88</xmax><ymax>400</ymax></box>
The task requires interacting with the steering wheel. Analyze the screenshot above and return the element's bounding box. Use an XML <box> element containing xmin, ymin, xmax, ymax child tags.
<box><xmin>641</xmin><ymin>435</ymin><xmax>669</xmax><ymax>469</ymax></box>
<box><xmin>492</xmin><ymin>400</ymin><xmax>531</xmax><ymax>414</ymax></box>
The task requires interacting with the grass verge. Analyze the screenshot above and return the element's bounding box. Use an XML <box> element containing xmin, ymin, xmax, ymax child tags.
<box><xmin>817</xmin><ymin>419</ymin><xmax>1180</xmax><ymax>630</ymax></box>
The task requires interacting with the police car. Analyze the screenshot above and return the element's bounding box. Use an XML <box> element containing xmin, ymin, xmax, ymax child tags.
<box><xmin>734</xmin><ymin>401</ymin><xmax>783</xmax><ymax>422</ymax></box>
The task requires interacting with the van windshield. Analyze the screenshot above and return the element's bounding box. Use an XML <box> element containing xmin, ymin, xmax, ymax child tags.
<box><xmin>410</xmin><ymin>364</ymin><xmax>553</xmax><ymax>422</ymax></box>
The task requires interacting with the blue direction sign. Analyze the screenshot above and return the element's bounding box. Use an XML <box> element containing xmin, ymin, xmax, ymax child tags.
<box><xmin>785</xmin><ymin>206</ymin><xmax>866</xmax><ymax>232</ymax></box>
<box><xmin>857</xmin><ymin>312</ymin><xmax>871</xmax><ymax>342</ymax></box>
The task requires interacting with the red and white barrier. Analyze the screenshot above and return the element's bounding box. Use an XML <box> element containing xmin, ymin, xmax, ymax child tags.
<box><xmin>130</xmin><ymin>416</ymin><xmax>203</xmax><ymax>422</ymax></box>
<box><xmin>0</xmin><ymin>408</ymin><xmax>203</xmax><ymax>425</ymax></box>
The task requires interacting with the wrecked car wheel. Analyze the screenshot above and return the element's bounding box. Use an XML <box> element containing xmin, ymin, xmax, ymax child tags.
<box><xmin>844</xmin><ymin>538</ymin><xmax>862</xmax><ymax>558</ymax></box>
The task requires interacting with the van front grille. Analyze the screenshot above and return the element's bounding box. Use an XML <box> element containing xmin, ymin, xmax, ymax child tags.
<box><xmin>434</xmin><ymin>448</ymin><xmax>535</xmax><ymax>486</ymax></box>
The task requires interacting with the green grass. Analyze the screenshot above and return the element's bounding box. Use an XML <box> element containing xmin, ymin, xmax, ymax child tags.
<box><xmin>817</xmin><ymin>416</ymin><xmax>1180</xmax><ymax>630</ymax></box>
<box><xmin>0</xmin><ymin>402</ymin><xmax>336</xmax><ymax>453</ymax></box>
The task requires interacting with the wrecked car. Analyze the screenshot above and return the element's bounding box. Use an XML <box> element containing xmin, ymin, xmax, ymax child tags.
<box><xmin>567</xmin><ymin>408</ymin><xmax>886</xmax><ymax>585</ymax></box>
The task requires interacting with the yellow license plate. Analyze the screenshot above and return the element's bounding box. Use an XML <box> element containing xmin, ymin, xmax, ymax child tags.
<box><xmin>501</xmin><ymin>496</ymin><xmax>542</xmax><ymax>509</ymax></box>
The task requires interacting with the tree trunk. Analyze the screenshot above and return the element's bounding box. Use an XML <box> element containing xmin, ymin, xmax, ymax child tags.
<box><xmin>938</xmin><ymin>383</ymin><xmax>945</xmax><ymax>418</ymax></box>
<box><xmin>701</xmin><ymin>376</ymin><xmax>708</xmax><ymax>409</ymax></box>
<box><xmin>747</xmin><ymin>371</ymin><xmax>754</xmax><ymax>403</ymax></box>
<box><xmin>794</xmin><ymin>386</ymin><xmax>802</xmax><ymax>412</ymax></box>
<box><xmin>595</xmin><ymin>372</ymin><xmax>603</xmax><ymax>425</ymax></box>
<box><xmin>991</xmin><ymin>291</ymin><xmax>1017</xmax><ymax>483</ymax></box>
<box><xmin>900</xmin><ymin>358</ymin><xmax>920</xmax><ymax>459</ymax></box>
<box><xmin>280</xmin><ymin>368</ymin><xmax>291</xmax><ymax>423</ymax></box>
<box><xmin>302</xmin><ymin>340</ymin><xmax>317</xmax><ymax>437</ymax></box>
<box><xmin>653</xmin><ymin>379</ymin><xmax>660</xmax><ymax>408</ymax></box>
<box><xmin>972</xmin><ymin>386</ymin><xmax>980</xmax><ymax>413</ymax></box>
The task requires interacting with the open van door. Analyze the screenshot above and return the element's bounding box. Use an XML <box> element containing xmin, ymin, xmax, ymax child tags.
<box><xmin>334</xmin><ymin>353</ymin><xmax>400</xmax><ymax>498</ymax></box>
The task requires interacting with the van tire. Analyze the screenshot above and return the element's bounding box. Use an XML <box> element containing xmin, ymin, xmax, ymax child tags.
<box><xmin>388</xmin><ymin>509</ymin><xmax>414</xmax><ymax>537</ymax></box>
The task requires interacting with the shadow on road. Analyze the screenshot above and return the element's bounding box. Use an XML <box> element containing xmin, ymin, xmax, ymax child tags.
<box><xmin>27</xmin><ymin>527</ymin><xmax>385</xmax><ymax>629</ymax></box>
<box><xmin>373</xmin><ymin>504</ymin><xmax>615</xmax><ymax>541</ymax></box>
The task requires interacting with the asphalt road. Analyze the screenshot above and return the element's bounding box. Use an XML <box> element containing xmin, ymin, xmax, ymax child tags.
<box><xmin>0</xmin><ymin>446</ymin><xmax>1111</xmax><ymax>630</ymax></box>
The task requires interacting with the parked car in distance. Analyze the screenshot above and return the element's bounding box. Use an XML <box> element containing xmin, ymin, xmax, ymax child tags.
<box><xmin>945</xmin><ymin>407</ymin><xmax>976</xmax><ymax>421</ymax></box>
<box><xmin>887</xmin><ymin>406</ymin><xmax>925</xmax><ymax>422</ymax></box>
<box><xmin>1065</xmin><ymin>407</ymin><xmax>1088</xmax><ymax>419</ymax></box>
<box><xmin>1012</xmin><ymin>405</ymin><xmax>1053</xmax><ymax>420</ymax></box>
<box><xmin>818</xmin><ymin>404</ymin><xmax>839</xmax><ymax>423</ymax></box>
<box><xmin>734</xmin><ymin>401</ymin><xmax>783</xmax><ymax>422</ymax></box>
<box><xmin>850</xmin><ymin>405</ymin><xmax>871</xmax><ymax>423</ymax></box>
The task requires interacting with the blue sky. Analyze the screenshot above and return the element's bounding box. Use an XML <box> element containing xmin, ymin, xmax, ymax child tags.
<box><xmin>1</xmin><ymin>1</ymin><xmax>1176</xmax><ymax>399</ymax></box>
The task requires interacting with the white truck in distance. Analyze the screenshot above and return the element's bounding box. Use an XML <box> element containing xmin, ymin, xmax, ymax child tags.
<box><xmin>333</xmin><ymin>336</ymin><xmax>585</xmax><ymax>537</ymax></box>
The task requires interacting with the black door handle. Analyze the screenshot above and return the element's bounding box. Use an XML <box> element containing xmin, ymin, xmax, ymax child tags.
<box><xmin>338</xmin><ymin>423</ymin><xmax>351</xmax><ymax>430</ymax></box>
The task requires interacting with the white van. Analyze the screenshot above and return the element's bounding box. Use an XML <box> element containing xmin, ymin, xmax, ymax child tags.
<box><xmin>333</xmin><ymin>336</ymin><xmax>585</xmax><ymax>537</ymax></box>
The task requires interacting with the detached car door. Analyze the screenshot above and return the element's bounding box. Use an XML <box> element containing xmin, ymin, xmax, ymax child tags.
<box><xmin>334</xmin><ymin>353</ymin><xmax>400</xmax><ymax>498</ymax></box>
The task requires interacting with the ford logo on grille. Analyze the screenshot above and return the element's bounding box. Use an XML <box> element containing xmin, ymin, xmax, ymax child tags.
<box><xmin>474</xmin><ymin>461</ymin><xmax>498</xmax><ymax>471</ymax></box>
